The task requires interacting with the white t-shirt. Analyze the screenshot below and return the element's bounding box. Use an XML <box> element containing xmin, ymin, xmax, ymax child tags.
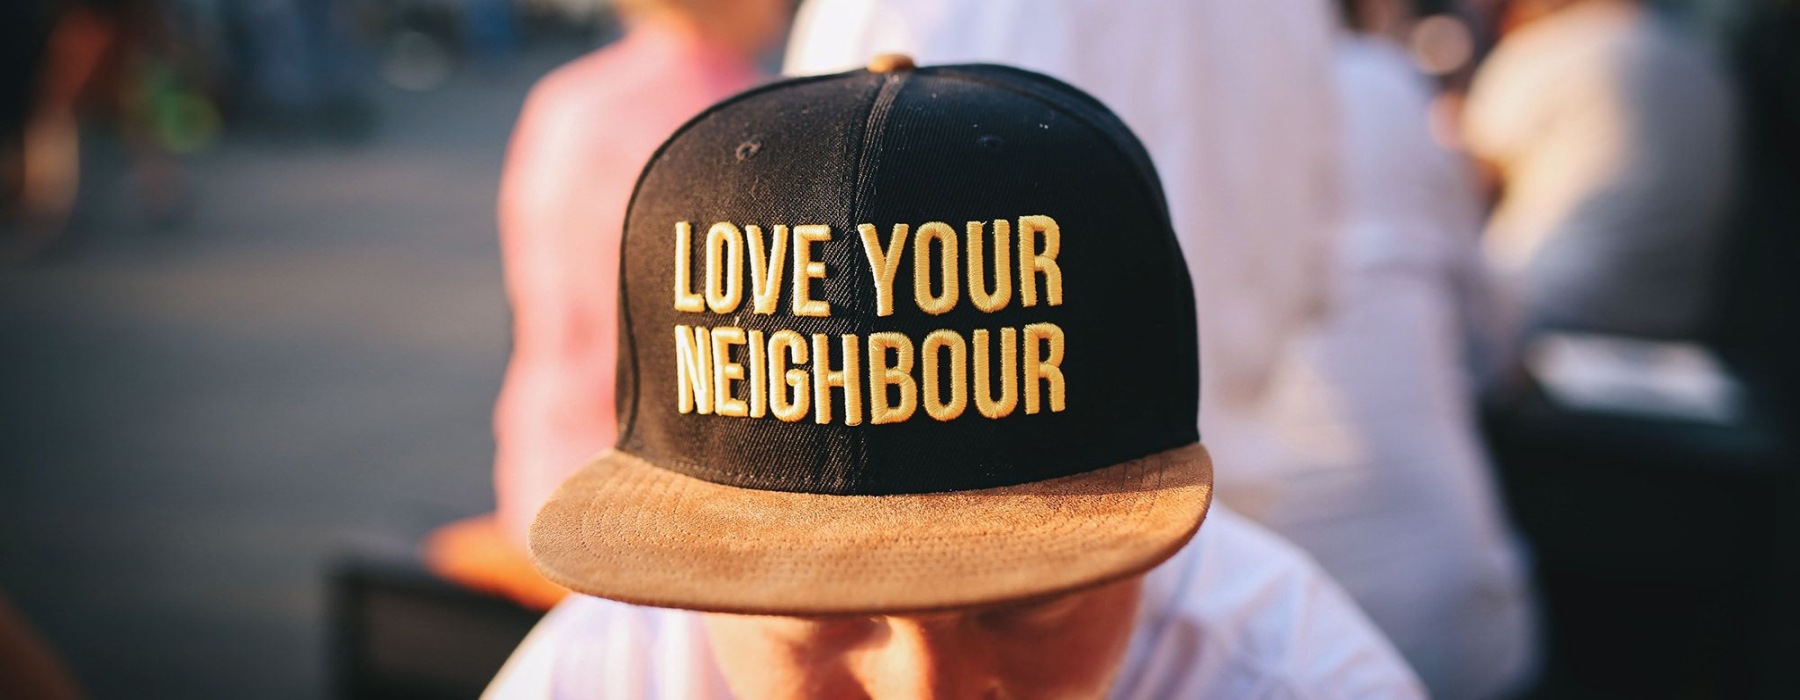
<box><xmin>483</xmin><ymin>505</ymin><xmax>1426</xmax><ymax>699</ymax></box>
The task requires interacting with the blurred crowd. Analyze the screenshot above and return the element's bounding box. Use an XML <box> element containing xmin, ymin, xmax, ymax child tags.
<box><xmin>0</xmin><ymin>0</ymin><xmax>589</xmax><ymax>261</ymax></box>
<box><xmin>5</xmin><ymin>0</ymin><xmax>1799</xmax><ymax>697</ymax></box>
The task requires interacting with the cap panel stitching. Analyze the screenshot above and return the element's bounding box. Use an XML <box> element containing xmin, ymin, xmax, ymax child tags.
<box><xmin>840</xmin><ymin>71</ymin><xmax>908</xmax><ymax>489</ymax></box>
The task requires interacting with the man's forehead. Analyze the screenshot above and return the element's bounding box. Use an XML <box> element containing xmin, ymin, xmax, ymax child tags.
<box><xmin>711</xmin><ymin>573</ymin><xmax>1141</xmax><ymax>624</ymax></box>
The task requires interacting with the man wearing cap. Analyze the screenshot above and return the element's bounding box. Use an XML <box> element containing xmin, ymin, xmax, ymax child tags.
<box><xmin>485</xmin><ymin>58</ymin><xmax>1424</xmax><ymax>699</ymax></box>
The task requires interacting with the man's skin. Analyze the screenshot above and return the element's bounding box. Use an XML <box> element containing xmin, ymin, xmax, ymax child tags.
<box><xmin>702</xmin><ymin>575</ymin><xmax>1145</xmax><ymax>699</ymax></box>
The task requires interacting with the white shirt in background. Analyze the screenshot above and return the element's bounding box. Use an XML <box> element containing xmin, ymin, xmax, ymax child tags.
<box><xmin>483</xmin><ymin>505</ymin><xmax>1426</xmax><ymax>699</ymax></box>
<box><xmin>1211</xmin><ymin>36</ymin><xmax>1539</xmax><ymax>699</ymax></box>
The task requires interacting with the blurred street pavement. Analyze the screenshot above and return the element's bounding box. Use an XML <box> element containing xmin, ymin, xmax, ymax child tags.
<box><xmin>0</xmin><ymin>45</ymin><xmax>588</xmax><ymax>699</ymax></box>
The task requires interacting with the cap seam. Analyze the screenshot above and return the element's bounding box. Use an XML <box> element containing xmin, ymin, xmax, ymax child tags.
<box><xmin>841</xmin><ymin>71</ymin><xmax>908</xmax><ymax>490</ymax></box>
<box><xmin>924</xmin><ymin>67</ymin><xmax>1176</xmax><ymax>238</ymax></box>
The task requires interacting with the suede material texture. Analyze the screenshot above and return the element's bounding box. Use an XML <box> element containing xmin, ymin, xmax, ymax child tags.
<box><xmin>532</xmin><ymin>443</ymin><xmax>1210</xmax><ymax>615</ymax></box>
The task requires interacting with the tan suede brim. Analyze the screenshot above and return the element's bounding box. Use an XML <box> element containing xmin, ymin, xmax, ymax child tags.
<box><xmin>528</xmin><ymin>442</ymin><xmax>1212</xmax><ymax>616</ymax></box>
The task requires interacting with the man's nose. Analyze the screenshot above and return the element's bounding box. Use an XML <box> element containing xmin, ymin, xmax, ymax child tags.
<box><xmin>864</xmin><ymin>617</ymin><xmax>1003</xmax><ymax>700</ymax></box>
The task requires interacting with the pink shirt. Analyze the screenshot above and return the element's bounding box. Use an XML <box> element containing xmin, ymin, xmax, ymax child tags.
<box><xmin>494</xmin><ymin>25</ymin><xmax>764</xmax><ymax>546</ymax></box>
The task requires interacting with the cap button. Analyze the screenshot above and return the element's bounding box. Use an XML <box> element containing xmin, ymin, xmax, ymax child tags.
<box><xmin>868</xmin><ymin>53</ymin><xmax>916</xmax><ymax>74</ymax></box>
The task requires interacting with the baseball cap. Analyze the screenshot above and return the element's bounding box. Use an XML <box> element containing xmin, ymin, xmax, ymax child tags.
<box><xmin>529</xmin><ymin>56</ymin><xmax>1212</xmax><ymax>615</ymax></box>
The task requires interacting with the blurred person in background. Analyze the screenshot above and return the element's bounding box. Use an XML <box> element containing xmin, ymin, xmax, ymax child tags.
<box><xmin>786</xmin><ymin>1</ymin><xmax>1538</xmax><ymax>696</ymax></box>
<box><xmin>1462</xmin><ymin>0</ymin><xmax>1738</xmax><ymax>341</ymax></box>
<box><xmin>463</xmin><ymin>0</ymin><xmax>519</xmax><ymax>65</ymax></box>
<box><xmin>1</xmin><ymin>0</ymin><xmax>53</xmax><ymax>249</ymax></box>
<box><xmin>3</xmin><ymin>0</ymin><xmax>188</xmax><ymax>261</ymax></box>
<box><xmin>3</xmin><ymin>0</ymin><xmax>186</xmax><ymax>259</ymax></box>
<box><xmin>219</xmin><ymin>0</ymin><xmax>371</xmax><ymax>139</ymax></box>
<box><xmin>425</xmin><ymin>0</ymin><xmax>790</xmax><ymax>608</ymax></box>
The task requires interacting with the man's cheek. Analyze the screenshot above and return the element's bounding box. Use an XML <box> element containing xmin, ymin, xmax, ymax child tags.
<box><xmin>996</xmin><ymin>639</ymin><xmax>1119</xmax><ymax>700</ymax></box>
<box><xmin>996</xmin><ymin>602</ymin><xmax>1140</xmax><ymax>697</ymax></box>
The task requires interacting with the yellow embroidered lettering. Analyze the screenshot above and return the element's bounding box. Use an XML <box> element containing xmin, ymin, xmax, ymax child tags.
<box><xmin>710</xmin><ymin>326</ymin><xmax>749</xmax><ymax>417</ymax></box>
<box><xmin>673</xmin><ymin>216</ymin><xmax>1067</xmax><ymax>424</ymax></box>
<box><xmin>1018</xmin><ymin>215</ymin><xmax>1063</xmax><ymax>307</ymax></box>
<box><xmin>747</xmin><ymin>330</ymin><xmax>767</xmax><ymax>418</ymax></box>
<box><xmin>674</xmin><ymin>325</ymin><xmax>713</xmax><ymax>414</ymax></box>
<box><xmin>812</xmin><ymin>333</ymin><xmax>863</xmax><ymax>425</ymax></box>
<box><xmin>747</xmin><ymin>225</ymin><xmax>788</xmax><ymax>314</ymax></box>
<box><xmin>858</xmin><ymin>223</ymin><xmax>910</xmax><ymax>317</ymax></box>
<box><xmin>867</xmin><ymin>332</ymin><xmax>917</xmax><ymax>425</ymax></box>
<box><xmin>966</xmin><ymin>219</ymin><xmax>1012</xmax><ymax>313</ymax></box>
<box><xmin>1023</xmin><ymin>323</ymin><xmax>1067</xmax><ymax>414</ymax></box>
<box><xmin>673</xmin><ymin>222</ymin><xmax>705</xmax><ymax>312</ymax></box>
<box><xmin>768</xmin><ymin>330</ymin><xmax>810</xmax><ymax>422</ymax></box>
<box><xmin>792</xmin><ymin>225</ymin><xmax>832</xmax><ymax>317</ymax></box>
<box><xmin>913</xmin><ymin>221</ymin><xmax>960</xmax><ymax>315</ymax></box>
<box><xmin>973</xmin><ymin>328</ymin><xmax>1018</xmax><ymax>419</ymax></box>
<box><xmin>704</xmin><ymin>222</ymin><xmax>745</xmax><ymax>314</ymax></box>
<box><xmin>921</xmin><ymin>329</ymin><xmax>968</xmax><ymax>421</ymax></box>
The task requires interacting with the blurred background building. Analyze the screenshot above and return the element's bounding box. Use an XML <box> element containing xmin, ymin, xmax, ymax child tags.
<box><xmin>2</xmin><ymin>0</ymin><xmax>1797</xmax><ymax>698</ymax></box>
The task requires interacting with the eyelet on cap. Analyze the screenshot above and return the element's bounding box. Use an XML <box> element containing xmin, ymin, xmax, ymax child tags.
<box><xmin>867</xmin><ymin>53</ymin><xmax>916</xmax><ymax>74</ymax></box>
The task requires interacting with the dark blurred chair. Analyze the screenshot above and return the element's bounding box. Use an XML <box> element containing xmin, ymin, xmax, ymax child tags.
<box><xmin>1484</xmin><ymin>382</ymin><xmax>1797</xmax><ymax>699</ymax></box>
<box><xmin>1490</xmin><ymin>9</ymin><xmax>1800</xmax><ymax>693</ymax></box>
<box><xmin>330</xmin><ymin>555</ymin><xmax>544</xmax><ymax>700</ymax></box>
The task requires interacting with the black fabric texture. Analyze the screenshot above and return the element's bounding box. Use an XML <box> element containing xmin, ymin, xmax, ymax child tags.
<box><xmin>615</xmin><ymin>64</ymin><xmax>1200</xmax><ymax>496</ymax></box>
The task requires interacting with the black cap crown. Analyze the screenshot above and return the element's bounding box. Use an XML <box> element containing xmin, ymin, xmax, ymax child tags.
<box><xmin>615</xmin><ymin>63</ymin><xmax>1198</xmax><ymax>496</ymax></box>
